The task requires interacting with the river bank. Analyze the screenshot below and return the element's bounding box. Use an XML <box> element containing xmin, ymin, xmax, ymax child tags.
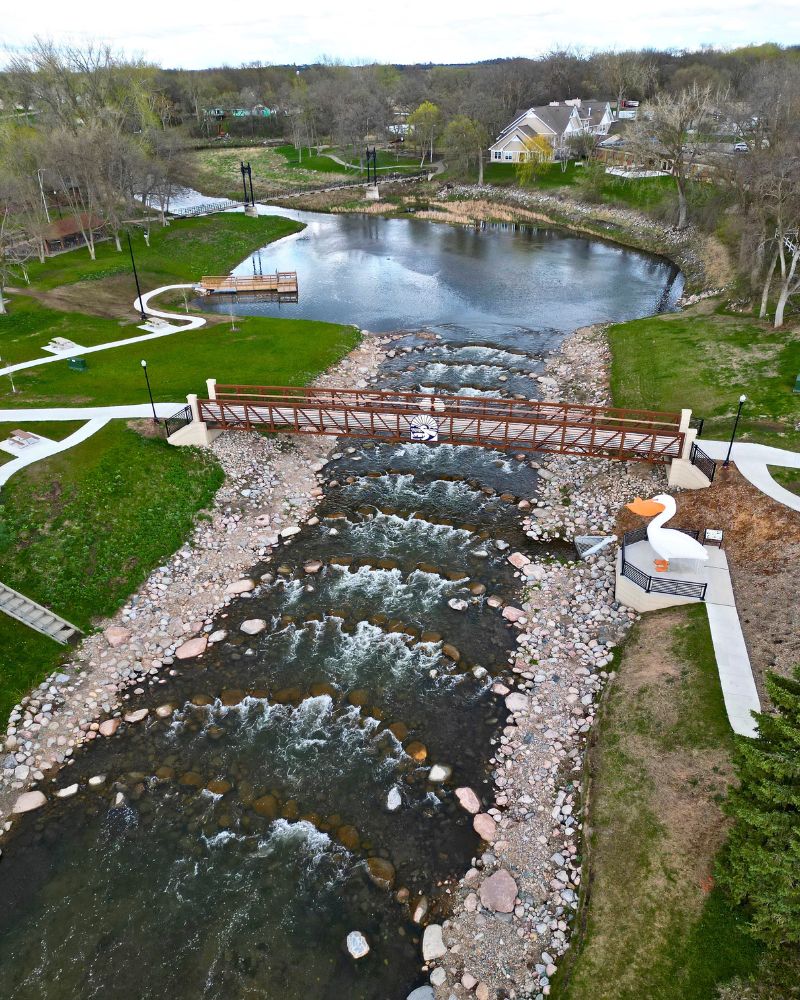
<box><xmin>0</xmin><ymin>333</ymin><xmax>387</xmax><ymax>825</ymax></box>
<box><xmin>274</xmin><ymin>180</ymin><xmax>731</xmax><ymax>296</ymax></box>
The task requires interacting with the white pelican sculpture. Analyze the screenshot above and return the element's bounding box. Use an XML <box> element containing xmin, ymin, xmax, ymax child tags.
<box><xmin>626</xmin><ymin>494</ymin><xmax>709</xmax><ymax>567</ymax></box>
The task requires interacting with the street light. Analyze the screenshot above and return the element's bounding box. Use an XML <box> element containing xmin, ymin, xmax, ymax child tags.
<box><xmin>127</xmin><ymin>231</ymin><xmax>146</xmax><ymax>322</ymax></box>
<box><xmin>140</xmin><ymin>360</ymin><xmax>159</xmax><ymax>424</ymax></box>
<box><xmin>723</xmin><ymin>394</ymin><xmax>747</xmax><ymax>468</ymax></box>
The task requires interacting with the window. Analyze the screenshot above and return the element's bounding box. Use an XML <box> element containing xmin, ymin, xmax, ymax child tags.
<box><xmin>493</xmin><ymin>151</ymin><xmax>502</xmax><ymax>160</ymax></box>
<box><xmin>504</xmin><ymin>153</ymin><xmax>513</xmax><ymax>161</ymax></box>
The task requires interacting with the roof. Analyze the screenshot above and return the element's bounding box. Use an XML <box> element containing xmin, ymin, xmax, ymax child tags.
<box><xmin>42</xmin><ymin>213</ymin><xmax>105</xmax><ymax>241</ymax></box>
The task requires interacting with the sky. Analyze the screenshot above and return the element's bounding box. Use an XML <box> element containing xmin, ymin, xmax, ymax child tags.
<box><xmin>3</xmin><ymin>0</ymin><xmax>798</xmax><ymax>69</ymax></box>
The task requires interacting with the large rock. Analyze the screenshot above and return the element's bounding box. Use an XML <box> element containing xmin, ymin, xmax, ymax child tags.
<box><xmin>99</xmin><ymin>718</ymin><xmax>120</xmax><ymax>737</ymax></box>
<box><xmin>12</xmin><ymin>791</ymin><xmax>47</xmax><ymax>814</ymax></box>
<box><xmin>428</xmin><ymin>764</ymin><xmax>452</xmax><ymax>783</ymax></box>
<box><xmin>455</xmin><ymin>786</ymin><xmax>481</xmax><ymax>814</ymax></box>
<box><xmin>422</xmin><ymin>923</ymin><xmax>447</xmax><ymax>961</ymax></box>
<box><xmin>479</xmin><ymin>868</ymin><xmax>518</xmax><ymax>913</ymax></box>
<box><xmin>473</xmin><ymin>813</ymin><xmax>498</xmax><ymax>842</ymax></box>
<box><xmin>175</xmin><ymin>636</ymin><xmax>207</xmax><ymax>660</ymax></box>
<box><xmin>346</xmin><ymin>931</ymin><xmax>370</xmax><ymax>959</ymax></box>
<box><xmin>366</xmin><ymin>856</ymin><xmax>396</xmax><ymax>890</ymax></box>
<box><xmin>407</xmin><ymin>989</ymin><xmax>435</xmax><ymax>1000</ymax></box>
<box><xmin>501</xmin><ymin>606</ymin><xmax>525</xmax><ymax>623</ymax></box>
<box><xmin>240</xmin><ymin>619</ymin><xmax>267</xmax><ymax>635</ymax></box>
<box><xmin>225</xmin><ymin>578</ymin><xmax>255</xmax><ymax>595</ymax></box>
<box><xmin>124</xmin><ymin>708</ymin><xmax>149</xmax><ymax>724</ymax></box>
<box><xmin>507</xmin><ymin>551</ymin><xmax>531</xmax><ymax>570</ymax></box>
<box><xmin>505</xmin><ymin>692</ymin><xmax>529</xmax><ymax>714</ymax></box>
<box><xmin>279</xmin><ymin>525</ymin><xmax>301</xmax><ymax>539</ymax></box>
<box><xmin>104</xmin><ymin>626</ymin><xmax>131</xmax><ymax>648</ymax></box>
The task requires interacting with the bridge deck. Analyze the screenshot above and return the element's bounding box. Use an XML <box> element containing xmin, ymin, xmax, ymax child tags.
<box><xmin>197</xmin><ymin>386</ymin><xmax>684</xmax><ymax>462</ymax></box>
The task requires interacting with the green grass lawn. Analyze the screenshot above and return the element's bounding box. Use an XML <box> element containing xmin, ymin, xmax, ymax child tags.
<box><xmin>0</xmin><ymin>309</ymin><xmax>359</xmax><ymax>408</ymax></box>
<box><xmin>23</xmin><ymin>212</ymin><xmax>303</xmax><ymax>292</ymax></box>
<box><xmin>0</xmin><ymin>422</ymin><xmax>223</xmax><ymax>721</ymax></box>
<box><xmin>557</xmin><ymin>605</ymin><xmax>763</xmax><ymax>1000</ymax></box>
<box><xmin>191</xmin><ymin>146</ymin><xmax>346</xmax><ymax>199</ymax></box>
<box><xmin>608</xmin><ymin>305</ymin><xmax>800</xmax><ymax>450</ymax></box>
<box><xmin>275</xmin><ymin>144</ymin><xmax>351</xmax><ymax>173</ymax></box>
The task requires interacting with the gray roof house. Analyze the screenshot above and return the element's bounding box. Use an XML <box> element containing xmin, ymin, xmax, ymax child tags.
<box><xmin>489</xmin><ymin>99</ymin><xmax>616</xmax><ymax>163</ymax></box>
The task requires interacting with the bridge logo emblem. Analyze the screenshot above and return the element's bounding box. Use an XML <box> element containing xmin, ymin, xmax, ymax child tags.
<box><xmin>409</xmin><ymin>414</ymin><xmax>439</xmax><ymax>443</ymax></box>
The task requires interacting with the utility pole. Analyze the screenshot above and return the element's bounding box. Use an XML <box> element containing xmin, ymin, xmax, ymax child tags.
<box><xmin>36</xmin><ymin>169</ymin><xmax>51</xmax><ymax>224</ymax></box>
<box><xmin>127</xmin><ymin>231</ymin><xmax>146</xmax><ymax>322</ymax></box>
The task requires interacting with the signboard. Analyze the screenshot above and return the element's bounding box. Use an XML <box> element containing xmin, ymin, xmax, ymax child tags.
<box><xmin>409</xmin><ymin>414</ymin><xmax>439</xmax><ymax>443</ymax></box>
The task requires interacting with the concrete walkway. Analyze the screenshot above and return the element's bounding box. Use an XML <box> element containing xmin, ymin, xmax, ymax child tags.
<box><xmin>702</xmin><ymin>439</ymin><xmax>800</xmax><ymax>513</ymax></box>
<box><xmin>0</xmin><ymin>285</ymin><xmax>206</xmax><ymax>379</ymax></box>
<box><xmin>0</xmin><ymin>403</ymin><xmax>181</xmax><ymax>488</ymax></box>
<box><xmin>706</xmin><ymin>601</ymin><xmax>761</xmax><ymax>739</ymax></box>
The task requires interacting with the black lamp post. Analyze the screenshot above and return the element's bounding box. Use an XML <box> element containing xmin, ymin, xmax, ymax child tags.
<box><xmin>723</xmin><ymin>394</ymin><xmax>747</xmax><ymax>468</ymax></box>
<box><xmin>127</xmin><ymin>231</ymin><xmax>146</xmax><ymax>322</ymax></box>
<box><xmin>141</xmin><ymin>359</ymin><xmax>159</xmax><ymax>424</ymax></box>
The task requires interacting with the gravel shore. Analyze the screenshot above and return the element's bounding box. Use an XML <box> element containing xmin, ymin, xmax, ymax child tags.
<box><xmin>0</xmin><ymin>333</ymin><xmax>388</xmax><ymax>828</ymax></box>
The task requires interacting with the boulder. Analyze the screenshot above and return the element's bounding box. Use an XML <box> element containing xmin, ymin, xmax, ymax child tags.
<box><xmin>428</xmin><ymin>764</ymin><xmax>452</xmax><ymax>783</ymax></box>
<box><xmin>104</xmin><ymin>626</ymin><xmax>131</xmax><ymax>648</ymax></box>
<box><xmin>55</xmin><ymin>783</ymin><xmax>78</xmax><ymax>799</ymax></box>
<box><xmin>240</xmin><ymin>619</ymin><xmax>267</xmax><ymax>635</ymax></box>
<box><xmin>430</xmin><ymin>968</ymin><xmax>446</xmax><ymax>987</ymax></box>
<box><xmin>98</xmin><ymin>718</ymin><xmax>120</xmax><ymax>737</ymax></box>
<box><xmin>208</xmin><ymin>630</ymin><xmax>228</xmax><ymax>643</ymax></box>
<box><xmin>124</xmin><ymin>708</ymin><xmax>149</xmax><ymax>724</ymax></box>
<box><xmin>279</xmin><ymin>526</ymin><xmax>301</xmax><ymax>539</ymax></box>
<box><xmin>346</xmin><ymin>931</ymin><xmax>370</xmax><ymax>960</ymax></box>
<box><xmin>13</xmin><ymin>791</ymin><xmax>47</xmax><ymax>813</ymax></box>
<box><xmin>366</xmin><ymin>856</ymin><xmax>396</xmax><ymax>890</ymax></box>
<box><xmin>473</xmin><ymin>813</ymin><xmax>498</xmax><ymax>842</ymax></box>
<box><xmin>422</xmin><ymin>923</ymin><xmax>447</xmax><ymax>961</ymax></box>
<box><xmin>478</xmin><ymin>868</ymin><xmax>518</xmax><ymax>913</ymax></box>
<box><xmin>507</xmin><ymin>551</ymin><xmax>531</xmax><ymax>570</ymax></box>
<box><xmin>407</xmin><ymin>989</ymin><xmax>435</xmax><ymax>1000</ymax></box>
<box><xmin>175</xmin><ymin>636</ymin><xmax>207</xmax><ymax>660</ymax></box>
<box><xmin>448</xmin><ymin>598</ymin><xmax>468</xmax><ymax>612</ymax></box>
<box><xmin>501</xmin><ymin>606</ymin><xmax>525</xmax><ymax>623</ymax></box>
<box><xmin>386</xmin><ymin>786</ymin><xmax>402</xmax><ymax>812</ymax></box>
<box><xmin>505</xmin><ymin>692</ymin><xmax>529</xmax><ymax>714</ymax></box>
<box><xmin>303</xmin><ymin>560</ymin><xmax>324</xmax><ymax>574</ymax></box>
<box><xmin>225</xmin><ymin>579</ymin><xmax>255</xmax><ymax>595</ymax></box>
<box><xmin>455</xmin><ymin>786</ymin><xmax>481</xmax><ymax>814</ymax></box>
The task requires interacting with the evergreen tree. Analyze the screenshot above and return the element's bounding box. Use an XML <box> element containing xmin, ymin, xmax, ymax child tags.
<box><xmin>717</xmin><ymin>667</ymin><xmax>800</xmax><ymax>949</ymax></box>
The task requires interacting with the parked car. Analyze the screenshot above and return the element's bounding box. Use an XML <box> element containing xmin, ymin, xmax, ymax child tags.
<box><xmin>733</xmin><ymin>142</ymin><xmax>749</xmax><ymax>153</ymax></box>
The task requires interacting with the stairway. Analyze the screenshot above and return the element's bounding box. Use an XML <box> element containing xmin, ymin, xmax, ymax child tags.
<box><xmin>0</xmin><ymin>582</ymin><xmax>80</xmax><ymax>644</ymax></box>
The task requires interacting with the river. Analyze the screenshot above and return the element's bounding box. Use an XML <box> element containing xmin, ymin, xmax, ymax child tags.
<box><xmin>0</xmin><ymin>207</ymin><xmax>682</xmax><ymax>999</ymax></box>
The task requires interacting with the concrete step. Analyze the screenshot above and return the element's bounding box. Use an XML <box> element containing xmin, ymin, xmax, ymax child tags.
<box><xmin>0</xmin><ymin>582</ymin><xmax>81</xmax><ymax>645</ymax></box>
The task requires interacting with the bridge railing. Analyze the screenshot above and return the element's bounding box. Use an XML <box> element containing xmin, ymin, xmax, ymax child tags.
<box><xmin>213</xmin><ymin>385</ymin><xmax>682</xmax><ymax>429</ymax></box>
<box><xmin>199</xmin><ymin>387</ymin><xmax>685</xmax><ymax>462</ymax></box>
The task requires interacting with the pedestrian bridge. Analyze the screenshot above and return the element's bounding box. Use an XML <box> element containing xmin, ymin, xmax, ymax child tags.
<box><xmin>167</xmin><ymin>384</ymin><xmax>710</xmax><ymax>480</ymax></box>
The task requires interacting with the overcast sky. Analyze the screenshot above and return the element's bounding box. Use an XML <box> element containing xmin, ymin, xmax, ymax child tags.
<box><xmin>4</xmin><ymin>0</ymin><xmax>798</xmax><ymax>69</ymax></box>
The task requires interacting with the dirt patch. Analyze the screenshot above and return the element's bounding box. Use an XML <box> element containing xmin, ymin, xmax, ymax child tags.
<box><xmin>616</xmin><ymin>467</ymin><xmax>800</xmax><ymax>701</ymax></box>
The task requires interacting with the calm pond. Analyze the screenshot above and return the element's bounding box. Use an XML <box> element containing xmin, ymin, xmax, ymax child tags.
<box><xmin>0</xmin><ymin>208</ymin><xmax>682</xmax><ymax>1000</ymax></box>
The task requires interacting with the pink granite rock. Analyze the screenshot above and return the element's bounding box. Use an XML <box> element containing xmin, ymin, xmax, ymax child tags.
<box><xmin>478</xmin><ymin>868</ymin><xmax>518</xmax><ymax>913</ymax></box>
<box><xmin>501</xmin><ymin>606</ymin><xmax>525</xmax><ymax>623</ymax></box>
<box><xmin>13</xmin><ymin>791</ymin><xmax>47</xmax><ymax>814</ymax></box>
<box><xmin>104</xmin><ymin>626</ymin><xmax>132</xmax><ymax>648</ymax></box>
<box><xmin>225</xmin><ymin>579</ymin><xmax>255</xmax><ymax>595</ymax></box>
<box><xmin>473</xmin><ymin>813</ymin><xmax>498</xmax><ymax>842</ymax></box>
<box><xmin>507</xmin><ymin>552</ymin><xmax>531</xmax><ymax>570</ymax></box>
<box><xmin>455</xmin><ymin>786</ymin><xmax>481</xmax><ymax>814</ymax></box>
<box><xmin>124</xmin><ymin>708</ymin><xmax>149</xmax><ymax>724</ymax></box>
<box><xmin>175</xmin><ymin>636</ymin><xmax>208</xmax><ymax>660</ymax></box>
<box><xmin>98</xmin><ymin>718</ymin><xmax>121</xmax><ymax>737</ymax></box>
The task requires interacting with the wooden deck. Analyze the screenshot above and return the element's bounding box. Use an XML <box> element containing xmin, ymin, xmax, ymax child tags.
<box><xmin>198</xmin><ymin>272</ymin><xmax>298</xmax><ymax>295</ymax></box>
<box><xmin>196</xmin><ymin>385</ymin><xmax>685</xmax><ymax>463</ymax></box>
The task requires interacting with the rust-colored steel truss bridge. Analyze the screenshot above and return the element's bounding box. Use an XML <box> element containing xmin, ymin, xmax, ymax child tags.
<box><xmin>196</xmin><ymin>385</ymin><xmax>685</xmax><ymax>462</ymax></box>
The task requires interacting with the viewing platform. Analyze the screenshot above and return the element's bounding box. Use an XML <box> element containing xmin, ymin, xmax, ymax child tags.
<box><xmin>197</xmin><ymin>272</ymin><xmax>298</xmax><ymax>297</ymax></box>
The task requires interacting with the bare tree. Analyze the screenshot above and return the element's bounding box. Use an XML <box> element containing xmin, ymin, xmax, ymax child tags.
<box><xmin>596</xmin><ymin>51</ymin><xmax>658</xmax><ymax>112</ymax></box>
<box><xmin>628</xmin><ymin>83</ymin><xmax>720</xmax><ymax>229</ymax></box>
<box><xmin>443</xmin><ymin>116</ymin><xmax>488</xmax><ymax>183</ymax></box>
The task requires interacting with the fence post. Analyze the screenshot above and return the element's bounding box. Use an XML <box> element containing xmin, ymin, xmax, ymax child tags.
<box><xmin>187</xmin><ymin>393</ymin><xmax>200</xmax><ymax>422</ymax></box>
<box><xmin>206</xmin><ymin>378</ymin><xmax>217</xmax><ymax>401</ymax></box>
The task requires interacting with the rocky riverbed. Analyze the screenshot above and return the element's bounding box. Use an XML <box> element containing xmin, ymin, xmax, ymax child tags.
<box><xmin>0</xmin><ymin>333</ymin><xmax>388</xmax><ymax>827</ymax></box>
<box><xmin>409</xmin><ymin>324</ymin><xmax>668</xmax><ymax>1000</ymax></box>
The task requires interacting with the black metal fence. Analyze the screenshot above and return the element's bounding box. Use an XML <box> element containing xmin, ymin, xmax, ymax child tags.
<box><xmin>620</xmin><ymin>527</ymin><xmax>708</xmax><ymax>600</ymax></box>
<box><xmin>690</xmin><ymin>441</ymin><xmax>717</xmax><ymax>483</ymax></box>
<box><xmin>164</xmin><ymin>405</ymin><xmax>194</xmax><ymax>438</ymax></box>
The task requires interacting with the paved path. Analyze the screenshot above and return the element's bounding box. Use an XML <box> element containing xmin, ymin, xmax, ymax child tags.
<box><xmin>0</xmin><ymin>403</ymin><xmax>181</xmax><ymax>488</ymax></box>
<box><xmin>702</xmin><ymin>439</ymin><xmax>800</xmax><ymax>512</ymax></box>
<box><xmin>706</xmin><ymin>601</ymin><xmax>761</xmax><ymax>738</ymax></box>
<box><xmin>0</xmin><ymin>285</ymin><xmax>206</xmax><ymax>379</ymax></box>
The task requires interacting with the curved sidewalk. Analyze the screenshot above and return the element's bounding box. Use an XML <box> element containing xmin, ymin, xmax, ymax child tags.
<box><xmin>0</xmin><ymin>285</ymin><xmax>206</xmax><ymax>380</ymax></box>
<box><xmin>702</xmin><ymin>439</ymin><xmax>800</xmax><ymax>513</ymax></box>
<box><xmin>0</xmin><ymin>403</ymin><xmax>181</xmax><ymax>489</ymax></box>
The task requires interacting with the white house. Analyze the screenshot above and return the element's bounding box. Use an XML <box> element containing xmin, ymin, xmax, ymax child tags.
<box><xmin>489</xmin><ymin>99</ymin><xmax>616</xmax><ymax>163</ymax></box>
